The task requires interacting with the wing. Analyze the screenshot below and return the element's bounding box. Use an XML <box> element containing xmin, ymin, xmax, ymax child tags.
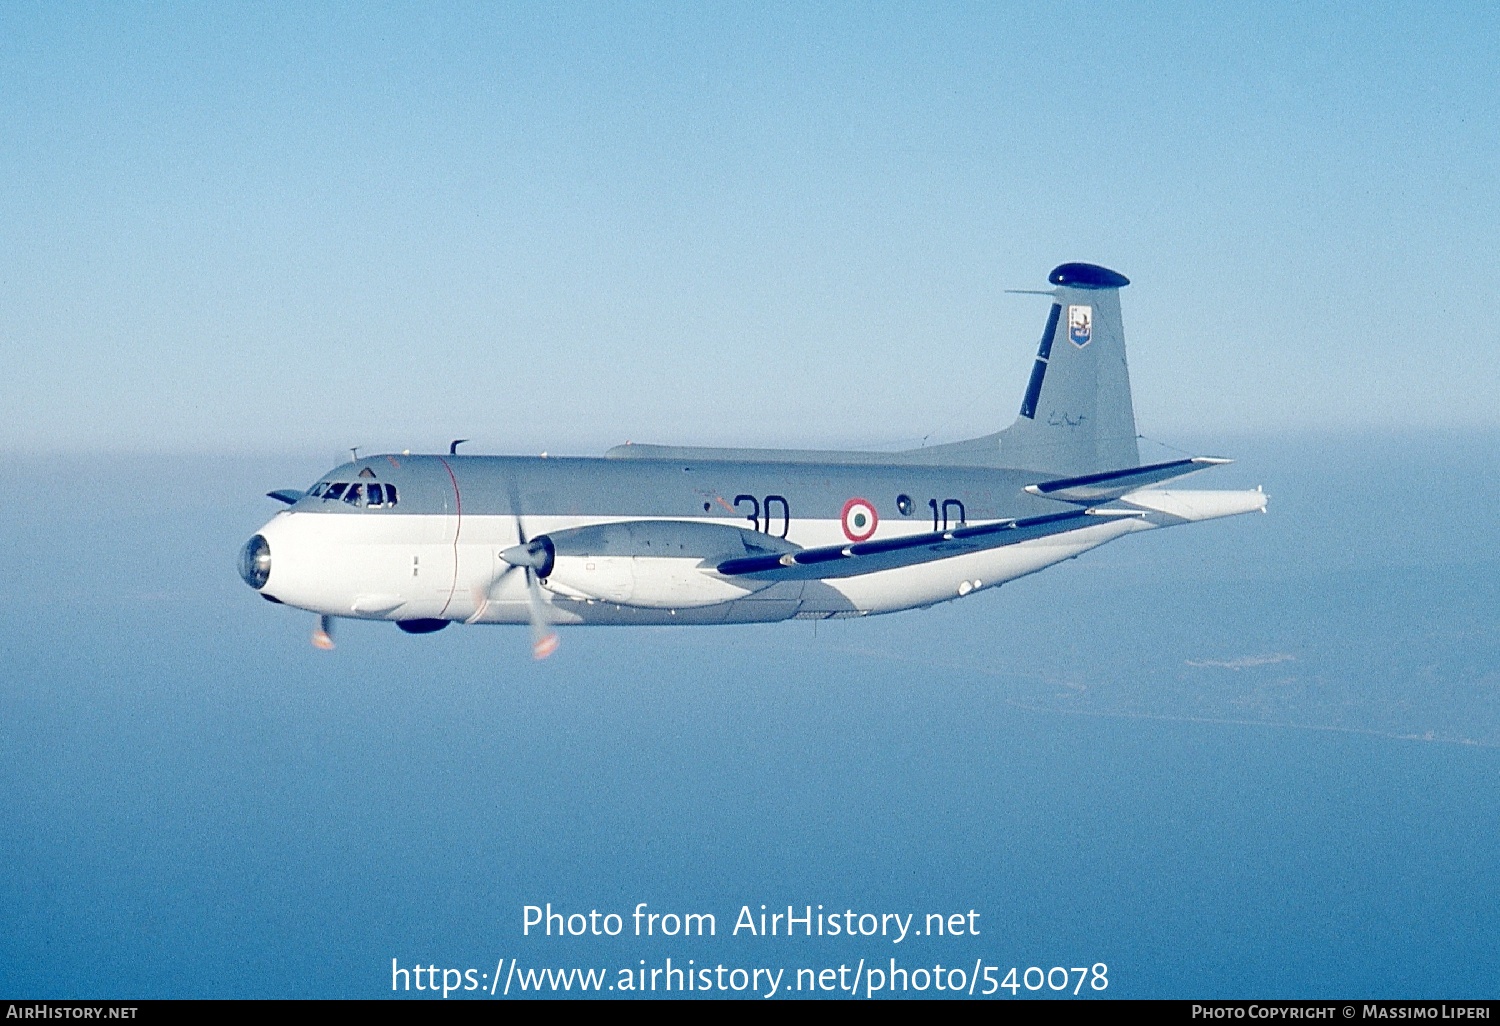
<box><xmin>715</xmin><ymin>508</ymin><xmax>1142</xmax><ymax>581</ymax></box>
<box><xmin>1024</xmin><ymin>456</ymin><xmax>1230</xmax><ymax>503</ymax></box>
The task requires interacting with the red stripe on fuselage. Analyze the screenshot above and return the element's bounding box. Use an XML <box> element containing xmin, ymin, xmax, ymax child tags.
<box><xmin>435</xmin><ymin>456</ymin><xmax>462</xmax><ymax>618</ymax></box>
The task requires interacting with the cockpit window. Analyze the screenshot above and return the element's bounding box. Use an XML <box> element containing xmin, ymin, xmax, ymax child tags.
<box><xmin>314</xmin><ymin>480</ymin><xmax>397</xmax><ymax>509</ymax></box>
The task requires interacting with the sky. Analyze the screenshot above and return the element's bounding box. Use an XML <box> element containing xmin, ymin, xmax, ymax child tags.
<box><xmin>2</xmin><ymin>2</ymin><xmax>1497</xmax><ymax>457</ymax></box>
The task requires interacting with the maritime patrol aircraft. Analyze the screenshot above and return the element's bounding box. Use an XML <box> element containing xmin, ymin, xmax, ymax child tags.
<box><xmin>239</xmin><ymin>262</ymin><xmax>1266</xmax><ymax>658</ymax></box>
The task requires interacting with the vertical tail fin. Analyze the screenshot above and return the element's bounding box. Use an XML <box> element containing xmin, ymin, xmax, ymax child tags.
<box><xmin>997</xmin><ymin>262</ymin><xmax>1139</xmax><ymax>475</ymax></box>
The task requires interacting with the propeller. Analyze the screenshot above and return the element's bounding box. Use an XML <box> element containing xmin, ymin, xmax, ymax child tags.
<box><xmin>311</xmin><ymin>614</ymin><xmax>335</xmax><ymax>651</ymax></box>
<box><xmin>467</xmin><ymin>484</ymin><xmax>559</xmax><ymax>660</ymax></box>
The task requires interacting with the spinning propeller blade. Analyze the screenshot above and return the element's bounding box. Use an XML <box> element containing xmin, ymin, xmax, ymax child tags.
<box><xmin>526</xmin><ymin>570</ymin><xmax>559</xmax><ymax>660</ymax></box>
<box><xmin>467</xmin><ymin>482</ymin><xmax>559</xmax><ymax>659</ymax></box>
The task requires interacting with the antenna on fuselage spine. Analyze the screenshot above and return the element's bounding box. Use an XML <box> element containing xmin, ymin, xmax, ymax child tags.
<box><xmin>449</xmin><ymin>439</ymin><xmax>468</xmax><ymax>455</ymax></box>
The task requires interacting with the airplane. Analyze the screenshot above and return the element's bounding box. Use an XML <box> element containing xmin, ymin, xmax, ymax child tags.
<box><xmin>239</xmin><ymin>262</ymin><xmax>1266</xmax><ymax>659</ymax></box>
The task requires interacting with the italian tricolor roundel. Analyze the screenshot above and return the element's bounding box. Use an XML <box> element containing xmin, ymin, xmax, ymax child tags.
<box><xmin>841</xmin><ymin>497</ymin><xmax>879</xmax><ymax>541</ymax></box>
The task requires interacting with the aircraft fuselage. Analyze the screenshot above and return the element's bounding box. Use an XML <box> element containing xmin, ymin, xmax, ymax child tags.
<box><xmin>245</xmin><ymin>453</ymin><xmax>1153</xmax><ymax>626</ymax></box>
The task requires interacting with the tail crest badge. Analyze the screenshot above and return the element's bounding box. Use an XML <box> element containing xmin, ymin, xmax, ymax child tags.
<box><xmin>1068</xmin><ymin>305</ymin><xmax>1093</xmax><ymax>347</ymax></box>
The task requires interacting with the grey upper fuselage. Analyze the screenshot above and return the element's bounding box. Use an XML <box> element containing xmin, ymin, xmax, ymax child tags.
<box><xmin>293</xmin><ymin>453</ymin><xmax>1068</xmax><ymax>527</ymax></box>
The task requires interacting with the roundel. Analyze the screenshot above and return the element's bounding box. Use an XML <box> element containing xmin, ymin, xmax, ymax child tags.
<box><xmin>841</xmin><ymin>497</ymin><xmax>879</xmax><ymax>542</ymax></box>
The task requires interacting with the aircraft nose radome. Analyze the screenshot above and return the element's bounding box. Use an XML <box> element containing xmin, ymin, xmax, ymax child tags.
<box><xmin>239</xmin><ymin>534</ymin><xmax>271</xmax><ymax>590</ymax></box>
<box><xmin>1048</xmin><ymin>262</ymin><xmax>1130</xmax><ymax>289</ymax></box>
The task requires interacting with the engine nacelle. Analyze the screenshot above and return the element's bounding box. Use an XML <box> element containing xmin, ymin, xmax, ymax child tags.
<box><xmin>538</xmin><ymin>521</ymin><xmax>792</xmax><ymax>609</ymax></box>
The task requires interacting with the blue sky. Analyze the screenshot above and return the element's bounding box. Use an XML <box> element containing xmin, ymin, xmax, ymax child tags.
<box><xmin>2</xmin><ymin>3</ymin><xmax>1496</xmax><ymax>454</ymax></box>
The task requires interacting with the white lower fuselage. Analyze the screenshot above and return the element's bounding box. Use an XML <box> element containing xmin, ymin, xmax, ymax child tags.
<box><xmin>253</xmin><ymin>509</ymin><xmax>1149</xmax><ymax>626</ymax></box>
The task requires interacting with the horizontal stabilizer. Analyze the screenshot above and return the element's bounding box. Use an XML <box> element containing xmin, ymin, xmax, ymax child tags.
<box><xmin>1121</xmin><ymin>488</ymin><xmax>1267</xmax><ymax>522</ymax></box>
<box><xmin>1025</xmin><ymin>457</ymin><xmax>1230</xmax><ymax>503</ymax></box>
<box><xmin>717</xmin><ymin>508</ymin><xmax>1141</xmax><ymax>581</ymax></box>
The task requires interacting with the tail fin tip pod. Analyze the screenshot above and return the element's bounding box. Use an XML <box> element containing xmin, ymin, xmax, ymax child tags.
<box><xmin>997</xmin><ymin>262</ymin><xmax>1140</xmax><ymax>476</ymax></box>
<box><xmin>1048</xmin><ymin>262</ymin><xmax>1130</xmax><ymax>289</ymax></box>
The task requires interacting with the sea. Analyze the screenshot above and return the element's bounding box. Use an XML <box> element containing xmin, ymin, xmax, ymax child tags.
<box><xmin>2</xmin><ymin>431</ymin><xmax>1496</xmax><ymax>998</ymax></box>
